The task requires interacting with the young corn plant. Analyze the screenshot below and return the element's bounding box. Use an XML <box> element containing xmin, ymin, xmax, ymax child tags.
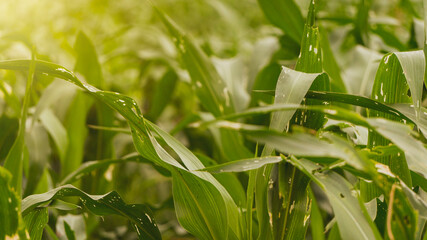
<box><xmin>0</xmin><ymin>0</ymin><xmax>427</xmax><ymax>239</ymax></box>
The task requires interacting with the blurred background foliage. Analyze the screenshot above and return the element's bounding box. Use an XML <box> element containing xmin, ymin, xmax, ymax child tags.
<box><xmin>0</xmin><ymin>0</ymin><xmax>426</xmax><ymax>239</ymax></box>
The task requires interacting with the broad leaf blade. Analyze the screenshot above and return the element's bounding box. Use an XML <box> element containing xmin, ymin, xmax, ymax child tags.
<box><xmin>367</xmin><ymin>118</ymin><xmax>427</xmax><ymax>179</ymax></box>
<box><xmin>23</xmin><ymin>208</ymin><xmax>48</xmax><ymax>240</ymax></box>
<box><xmin>0</xmin><ymin>167</ymin><xmax>20</xmax><ymax>239</ymax></box>
<box><xmin>288</xmin><ymin>158</ymin><xmax>380</xmax><ymax>240</ymax></box>
<box><xmin>172</xmin><ymin>170</ymin><xmax>228</xmax><ymax>240</ymax></box>
<box><xmin>22</xmin><ymin>185</ymin><xmax>161</xmax><ymax>240</ymax></box>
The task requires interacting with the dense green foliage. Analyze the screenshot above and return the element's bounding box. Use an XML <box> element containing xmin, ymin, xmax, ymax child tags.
<box><xmin>0</xmin><ymin>0</ymin><xmax>427</xmax><ymax>239</ymax></box>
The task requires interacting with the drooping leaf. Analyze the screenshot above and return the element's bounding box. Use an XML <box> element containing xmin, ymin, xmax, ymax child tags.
<box><xmin>0</xmin><ymin>59</ymin><xmax>243</xmax><ymax>240</ymax></box>
<box><xmin>22</xmin><ymin>185</ymin><xmax>161</xmax><ymax>240</ymax></box>
<box><xmin>288</xmin><ymin>158</ymin><xmax>380</xmax><ymax>240</ymax></box>
<box><xmin>143</xmin><ymin>121</ymin><xmax>242</xmax><ymax>239</ymax></box>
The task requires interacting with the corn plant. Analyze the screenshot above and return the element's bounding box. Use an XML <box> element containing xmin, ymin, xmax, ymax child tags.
<box><xmin>0</xmin><ymin>0</ymin><xmax>427</xmax><ymax>239</ymax></box>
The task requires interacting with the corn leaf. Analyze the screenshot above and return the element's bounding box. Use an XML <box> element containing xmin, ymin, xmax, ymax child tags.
<box><xmin>39</xmin><ymin>108</ymin><xmax>68</xmax><ymax>163</ymax></box>
<box><xmin>23</xmin><ymin>208</ymin><xmax>48</xmax><ymax>240</ymax></box>
<box><xmin>3</xmin><ymin>53</ymin><xmax>35</xmax><ymax>196</ymax></box>
<box><xmin>200</xmin><ymin>156</ymin><xmax>283</xmax><ymax>173</ymax></box>
<box><xmin>172</xmin><ymin>169</ymin><xmax>228</xmax><ymax>240</ymax></box>
<box><xmin>0</xmin><ymin>59</ymin><xmax>242</xmax><ymax>240</ymax></box>
<box><xmin>22</xmin><ymin>185</ymin><xmax>161</xmax><ymax>240</ymax></box>
<box><xmin>367</xmin><ymin>118</ymin><xmax>427</xmax><ymax>179</ymax></box>
<box><xmin>362</xmin><ymin>50</ymin><xmax>425</xmax><ymax>200</ymax></box>
<box><xmin>155</xmin><ymin>8</ymin><xmax>232</xmax><ymax>117</ymax></box>
<box><xmin>288</xmin><ymin>158</ymin><xmax>380</xmax><ymax>240</ymax></box>
<box><xmin>60</xmin><ymin>154</ymin><xmax>146</xmax><ymax>185</ymax></box>
<box><xmin>146</xmin><ymin>69</ymin><xmax>178</xmax><ymax>121</ymax></box>
<box><xmin>0</xmin><ymin>167</ymin><xmax>20</xmax><ymax>239</ymax></box>
<box><xmin>155</xmin><ymin>6</ymin><xmax>252</xmax><ymax>161</ymax></box>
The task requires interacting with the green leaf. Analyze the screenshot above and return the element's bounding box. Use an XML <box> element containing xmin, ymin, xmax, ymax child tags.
<box><xmin>24</xmin><ymin>122</ymin><xmax>51</xmax><ymax>196</ymax></box>
<box><xmin>3</xmin><ymin>52</ymin><xmax>35</xmax><ymax>196</ymax></box>
<box><xmin>361</xmin><ymin>51</ymin><xmax>424</xmax><ymax>200</ymax></box>
<box><xmin>272</xmin><ymin>161</ymin><xmax>311</xmax><ymax>240</ymax></box>
<box><xmin>23</xmin><ymin>208</ymin><xmax>48</xmax><ymax>240</ymax></box>
<box><xmin>250</xmin><ymin>130</ymin><xmax>375</xmax><ymax>175</ymax></box>
<box><xmin>194</xmin><ymin>103</ymin><xmax>369</xmax><ymax>130</ymax></box>
<box><xmin>390</xmin><ymin>104</ymin><xmax>427</xmax><ymax>138</ymax></box>
<box><xmin>62</xmin><ymin>92</ymin><xmax>91</xmax><ymax>177</ymax></box>
<box><xmin>63</xmin><ymin>221</ymin><xmax>76</xmax><ymax>240</ymax></box>
<box><xmin>354</xmin><ymin>0</ymin><xmax>372</xmax><ymax>45</ymax></box>
<box><xmin>393</xmin><ymin>51</ymin><xmax>425</xmax><ymax>119</ymax></box>
<box><xmin>172</xmin><ymin>169</ymin><xmax>228</xmax><ymax>240</ymax></box>
<box><xmin>319</xmin><ymin>27</ymin><xmax>347</xmax><ymax>93</ymax></box>
<box><xmin>200</xmin><ymin>156</ymin><xmax>282</xmax><ymax>173</ymax></box>
<box><xmin>254</xmin><ymin>90</ymin><xmax>413</xmax><ymax>123</ymax></box>
<box><xmin>143</xmin><ymin>121</ymin><xmax>242</xmax><ymax>239</ymax></box>
<box><xmin>0</xmin><ymin>59</ymin><xmax>242</xmax><ymax>239</ymax></box>
<box><xmin>56</xmin><ymin>214</ymin><xmax>85</xmax><ymax>240</ymax></box>
<box><xmin>367</xmin><ymin>118</ymin><xmax>427</xmax><ymax>179</ymax></box>
<box><xmin>154</xmin><ymin>7</ymin><xmax>233</xmax><ymax>117</ymax></box>
<box><xmin>74</xmin><ymin>30</ymin><xmax>115</xmax><ymax>165</ymax></box>
<box><xmin>371</xmin><ymin>25</ymin><xmax>406</xmax><ymax>51</ymax></box>
<box><xmin>60</xmin><ymin>154</ymin><xmax>145</xmax><ymax>185</ymax></box>
<box><xmin>155</xmin><ymin>6</ymin><xmax>252</xmax><ymax>161</ymax></box>
<box><xmin>0</xmin><ymin>166</ymin><xmax>20</xmax><ymax>239</ymax></box>
<box><xmin>39</xmin><ymin>108</ymin><xmax>68</xmax><ymax>163</ymax></box>
<box><xmin>147</xmin><ymin>69</ymin><xmax>178</xmax><ymax>121</ymax></box>
<box><xmin>0</xmin><ymin>116</ymin><xmax>18</xmax><ymax>162</ymax></box>
<box><xmin>74</xmin><ymin>31</ymin><xmax>103</xmax><ymax>88</ymax></box>
<box><xmin>309</xmin><ymin>187</ymin><xmax>325</xmax><ymax>240</ymax></box>
<box><xmin>257</xmin><ymin>0</ymin><xmax>304</xmax><ymax>43</ymax></box>
<box><xmin>288</xmin><ymin>158</ymin><xmax>380</xmax><ymax>240</ymax></box>
<box><xmin>267</xmin><ymin>68</ymin><xmax>325</xmax><ymax>140</ymax></box>
<box><xmin>212</xmin><ymin>57</ymin><xmax>250</xmax><ymax>112</ymax></box>
<box><xmin>22</xmin><ymin>185</ymin><xmax>161</xmax><ymax>240</ymax></box>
